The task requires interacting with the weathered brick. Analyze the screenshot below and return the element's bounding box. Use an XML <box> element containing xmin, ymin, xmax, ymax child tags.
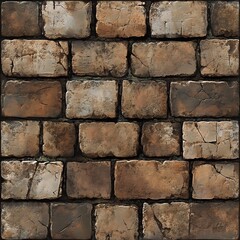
<box><xmin>192</xmin><ymin>162</ymin><xmax>239</xmax><ymax>199</ymax></box>
<box><xmin>115</xmin><ymin>160</ymin><xmax>189</xmax><ymax>199</ymax></box>
<box><xmin>2</xmin><ymin>81</ymin><xmax>62</xmax><ymax>118</ymax></box>
<box><xmin>51</xmin><ymin>203</ymin><xmax>92</xmax><ymax>239</ymax></box>
<box><xmin>43</xmin><ymin>122</ymin><xmax>76</xmax><ymax>157</ymax></box>
<box><xmin>211</xmin><ymin>2</ymin><xmax>239</xmax><ymax>37</ymax></box>
<box><xmin>121</xmin><ymin>80</ymin><xmax>167</xmax><ymax>118</ymax></box>
<box><xmin>131</xmin><ymin>42</ymin><xmax>196</xmax><ymax>77</ymax></box>
<box><xmin>142</xmin><ymin>122</ymin><xmax>180</xmax><ymax>157</ymax></box>
<box><xmin>2</xmin><ymin>40</ymin><xmax>68</xmax><ymax>77</ymax></box>
<box><xmin>67</xmin><ymin>162</ymin><xmax>111</xmax><ymax>199</ymax></box>
<box><xmin>200</xmin><ymin>39</ymin><xmax>239</xmax><ymax>76</ymax></box>
<box><xmin>170</xmin><ymin>81</ymin><xmax>239</xmax><ymax>117</ymax></box>
<box><xmin>95</xmin><ymin>205</ymin><xmax>138</xmax><ymax>240</ymax></box>
<box><xmin>1</xmin><ymin>1</ymin><xmax>40</xmax><ymax>37</ymax></box>
<box><xmin>143</xmin><ymin>202</ymin><xmax>190</xmax><ymax>239</ymax></box>
<box><xmin>1</xmin><ymin>161</ymin><xmax>63</xmax><ymax>200</ymax></box>
<box><xmin>79</xmin><ymin>122</ymin><xmax>139</xmax><ymax>157</ymax></box>
<box><xmin>150</xmin><ymin>1</ymin><xmax>207</xmax><ymax>38</ymax></box>
<box><xmin>1</xmin><ymin>202</ymin><xmax>49</xmax><ymax>239</ymax></box>
<box><xmin>1</xmin><ymin>121</ymin><xmax>40</xmax><ymax>157</ymax></box>
<box><xmin>183</xmin><ymin>121</ymin><xmax>239</xmax><ymax>159</ymax></box>
<box><xmin>72</xmin><ymin>41</ymin><xmax>127</xmax><ymax>77</ymax></box>
<box><xmin>96</xmin><ymin>1</ymin><xmax>146</xmax><ymax>38</ymax></box>
<box><xmin>66</xmin><ymin>80</ymin><xmax>118</xmax><ymax>119</ymax></box>
<box><xmin>43</xmin><ymin>1</ymin><xmax>92</xmax><ymax>38</ymax></box>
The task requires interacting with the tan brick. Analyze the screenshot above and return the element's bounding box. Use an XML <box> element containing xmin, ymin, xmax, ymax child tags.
<box><xmin>131</xmin><ymin>42</ymin><xmax>196</xmax><ymax>77</ymax></box>
<box><xmin>72</xmin><ymin>41</ymin><xmax>127</xmax><ymax>77</ymax></box>
<box><xmin>121</xmin><ymin>80</ymin><xmax>167</xmax><ymax>118</ymax></box>
<box><xmin>2</xmin><ymin>40</ymin><xmax>68</xmax><ymax>77</ymax></box>
<box><xmin>43</xmin><ymin>1</ymin><xmax>92</xmax><ymax>38</ymax></box>
<box><xmin>150</xmin><ymin>1</ymin><xmax>207</xmax><ymax>38</ymax></box>
<box><xmin>67</xmin><ymin>162</ymin><xmax>111</xmax><ymax>199</ymax></box>
<box><xmin>170</xmin><ymin>81</ymin><xmax>239</xmax><ymax>117</ymax></box>
<box><xmin>2</xmin><ymin>81</ymin><xmax>62</xmax><ymax>118</ymax></box>
<box><xmin>1</xmin><ymin>121</ymin><xmax>40</xmax><ymax>157</ymax></box>
<box><xmin>183</xmin><ymin>121</ymin><xmax>239</xmax><ymax>159</ymax></box>
<box><xmin>79</xmin><ymin>122</ymin><xmax>139</xmax><ymax>157</ymax></box>
<box><xmin>95</xmin><ymin>205</ymin><xmax>138</xmax><ymax>240</ymax></box>
<box><xmin>66</xmin><ymin>80</ymin><xmax>118</xmax><ymax>119</ymax></box>
<box><xmin>142</xmin><ymin>122</ymin><xmax>180</xmax><ymax>157</ymax></box>
<box><xmin>96</xmin><ymin>1</ymin><xmax>146</xmax><ymax>38</ymax></box>
<box><xmin>43</xmin><ymin>122</ymin><xmax>76</xmax><ymax>157</ymax></box>
<box><xmin>115</xmin><ymin>160</ymin><xmax>189</xmax><ymax>199</ymax></box>
<box><xmin>200</xmin><ymin>39</ymin><xmax>239</xmax><ymax>76</ymax></box>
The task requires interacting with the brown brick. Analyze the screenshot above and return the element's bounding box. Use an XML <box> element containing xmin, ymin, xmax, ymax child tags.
<box><xmin>1</xmin><ymin>40</ymin><xmax>68</xmax><ymax>77</ymax></box>
<box><xmin>2</xmin><ymin>81</ymin><xmax>62</xmax><ymax>118</ymax></box>
<box><xmin>211</xmin><ymin>2</ymin><xmax>239</xmax><ymax>37</ymax></box>
<box><xmin>67</xmin><ymin>162</ymin><xmax>111</xmax><ymax>199</ymax></box>
<box><xmin>96</xmin><ymin>1</ymin><xmax>146</xmax><ymax>38</ymax></box>
<box><xmin>183</xmin><ymin>121</ymin><xmax>239</xmax><ymax>159</ymax></box>
<box><xmin>43</xmin><ymin>1</ymin><xmax>92</xmax><ymax>38</ymax></box>
<box><xmin>1</xmin><ymin>121</ymin><xmax>40</xmax><ymax>157</ymax></box>
<box><xmin>150</xmin><ymin>1</ymin><xmax>207</xmax><ymax>38</ymax></box>
<box><xmin>115</xmin><ymin>160</ymin><xmax>189</xmax><ymax>199</ymax></box>
<box><xmin>121</xmin><ymin>80</ymin><xmax>167</xmax><ymax>118</ymax></box>
<box><xmin>43</xmin><ymin>122</ymin><xmax>76</xmax><ymax>157</ymax></box>
<box><xmin>1</xmin><ymin>202</ymin><xmax>49</xmax><ymax>239</ymax></box>
<box><xmin>170</xmin><ymin>81</ymin><xmax>239</xmax><ymax>117</ymax></box>
<box><xmin>95</xmin><ymin>205</ymin><xmax>138</xmax><ymax>240</ymax></box>
<box><xmin>131</xmin><ymin>42</ymin><xmax>196</xmax><ymax>77</ymax></box>
<box><xmin>72</xmin><ymin>41</ymin><xmax>127</xmax><ymax>77</ymax></box>
<box><xmin>142</xmin><ymin>122</ymin><xmax>180</xmax><ymax>157</ymax></box>
<box><xmin>79</xmin><ymin>122</ymin><xmax>139</xmax><ymax>157</ymax></box>
<box><xmin>192</xmin><ymin>162</ymin><xmax>239</xmax><ymax>199</ymax></box>
<box><xmin>190</xmin><ymin>202</ymin><xmax>239</xmax><ymax>239</ymax></box>
<box><xmin>1</xmin><ymin>1</ymin><xmax>40</xmax><ymax>37</ymax></box>
<box><xmin>200</xmin><ymin>39</ymin><xmax>239</xmax><ymax>76</ymax></box>
<box><xmin>143</xmin><ymin>202</ymin><xmax>190</xmax><ymax>239</ymax></box>
<box><xmin>66</xmin><ymin>80</ymin><xmax>118</xmax><ymax>119</ymax></box>
<box><xmin>51</xmin><ymin>203</ymin><xmax>92</xmax><ymax>239</ymax></box>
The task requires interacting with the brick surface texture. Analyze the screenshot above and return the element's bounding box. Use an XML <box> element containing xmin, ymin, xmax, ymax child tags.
<box><xmin>0</xmin><ymin>1</ymin><xmax>239</xmax><ymax>240</ymax></box>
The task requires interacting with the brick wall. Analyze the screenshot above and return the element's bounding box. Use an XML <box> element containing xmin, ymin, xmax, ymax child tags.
<box><xmin>0</xmin><ymin>1</ymin><xmax>239</xmax><ymax>239</ymax></box>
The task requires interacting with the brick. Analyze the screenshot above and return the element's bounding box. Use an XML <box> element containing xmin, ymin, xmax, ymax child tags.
<box><xmin>79</xmin><ymin>122</ymin><xmax>139</xmax><ymax>157</ymax></box>
<box><xmin>142</xmin><ymin>122</ymin><xmax>180</xmax><ymax>157</ymax></box>
<box><xmin>200</xmin><ymin>39</ymin><xmax>239</xmax><ymax>76</ymax></box>
<box><xmin>67</xmin><ymin>162</ymin><xmax>111</xmax><ymax>199</ymax></box>
<box><xmin>183</xmin><ymin>121</ymin><xmax>239</xmax><ymax>159</ymax></box>
<box><xmin>1</xmin><ymin>40</ymin><xmax>68</xmax><ymax>77</ymax></box>
<box><xmin>170</xmin><ymin>81</ymin><xmax>239</xmax><ymax>117</ymax></box>
<box><xmin>95</xmin><ymin>205</ymin><xmax>138</xmax><ymax>240</ymax></box>
<box><xmin>1</xmin><ymin>1</ymin><xmax>40</xmax><ymax>37</ymax></box>
<box><xmin>150</xmin><ymin>1</ymin><xmax>207</xmax><ymax>38</ymax></box>
<box><xmin>1</xmin><ymin>161</ymin><xmax>63</xmax><ymax>200</ymax></box>
<box><xmin>2</xmin><ymin>81</ymin><xmax>62</xmax><ymax>118</ymax></box>
<box><xmin>115</xmin><ymin>160</ymin><xmax>189</xmax><ymax>199</ymax></box>
<box><xmin>1</xmin><ymin>121</ymin><xmax>40</xmax><ymax>157</ymax></box>
<box><xmin>72</xmin><ymin>41</ymin><xmax>127</xmax><ymax>77</ymax></box>
<box><xmin>143</xmin><ymin>202</ymin><xmax>190</xmax><ymax>240</ymax></box>
<box><xmin>43</xmin><ymin>122</ymin><xmax>76</xmax><ymax>157</ymax></box>
<box><xmin>211</xmin><ymin>2</ymin><xmax>239</xmax><ymax>37</ymax></box>
<box><xmin>66</xmin><ymin>80</ymin><xmax>118</xmax><ymax>119</ymax></box>
<box><xmin>43</xmin><ymin>1</ymin><xmax>92</xmax><ymax>38</ymax></box>
<box><xmin>1</xmin><ymin>202</ymin><xmax>49</xmax><ymax>239</ymax></box>
<box><xmin>51</xmin><ymin>203</ymin><xmax>92</xmax><ymax>239</ymax></box>
<box><xmin>190</xmin><ymin>202</ymin><xmax>239</xmax><ymax>239</ymax></box>
<box><xmin>131</xmin><ymin>42</ymin><xmax>196</xmax><ymax>77</ymax></box>
<box><xmin>121</xmin><ymin>80</ymin><xmax>167</xmax><ymax>118</ymax></box>
<box><xmin>192</xmin><ymin>162</ymin><xmax>239</xmax><ymax>199</ymax></box>
<box><xmin>96</xmin><ymin>1</ymin><xmax>146</xmax><ymax>38</ymax></box>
